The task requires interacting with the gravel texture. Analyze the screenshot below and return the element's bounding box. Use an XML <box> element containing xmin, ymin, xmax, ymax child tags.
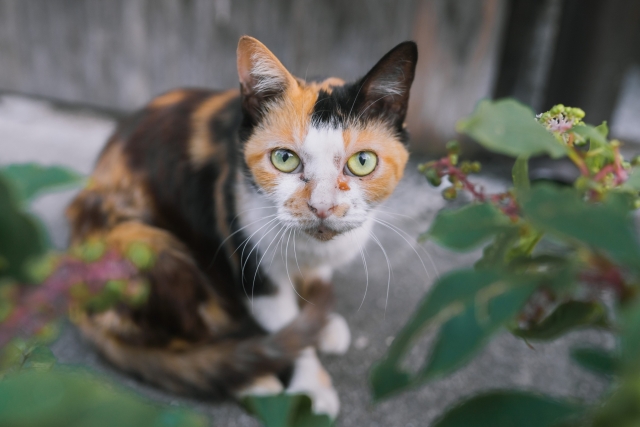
<box><xmin>0</xmin><ymin>94</ymin><xmax>611</xmax><ymax>426</ymax></box>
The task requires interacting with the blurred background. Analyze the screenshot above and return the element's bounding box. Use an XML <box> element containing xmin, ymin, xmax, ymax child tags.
<box><xmin>1</xmin><ymin>0</ymin><xmax>639</xmax><ymax>155</ymax></box>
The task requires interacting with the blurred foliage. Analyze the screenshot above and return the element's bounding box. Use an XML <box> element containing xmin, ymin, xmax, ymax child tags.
<box><xmin>0</xmin><ymin>163</ymin><xmax>82</xmax><ymax>203</ymax></box>
<box><xmin>243</xmin><ymin>394</ymin><xmax>332</xmax><ymax>427</ymax></box>
<box><xmin>0</xmin><ymin>164</ymin><xmax>205</xmax><ymax>427</ymax></box>
<box><xmin>0</xmin><ymin>365</ymin><xmax>206</xmax><ymax>427</ymax></box>
<box><xmin>372</xmin><ymin>99</ymin><xmax>640</xmax><ymax>426</ymax></box>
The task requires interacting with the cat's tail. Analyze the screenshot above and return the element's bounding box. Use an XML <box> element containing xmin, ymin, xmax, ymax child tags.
<box><xmin>77</xmin><ymin>283</ymin><xmax>332</xmax><ymax>397</ymax></box>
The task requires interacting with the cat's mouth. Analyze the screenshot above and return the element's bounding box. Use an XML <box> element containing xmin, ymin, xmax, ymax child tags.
<box><xmin>305</xmin><ymin>224</ymin><xmax>339</xmax><ymax>241</ymax></box>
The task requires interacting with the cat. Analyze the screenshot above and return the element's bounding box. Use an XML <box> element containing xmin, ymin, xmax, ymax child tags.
<box><xmin>66</xmin><ymin>35</ymin><xmax>417</xmax><ymax>418</ymax></box>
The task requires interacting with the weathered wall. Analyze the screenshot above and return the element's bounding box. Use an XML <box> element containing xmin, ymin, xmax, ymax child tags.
<box><xmin>0</xmin><ymin>0</ymin><xmax>509</xmax><ymax>153</ymax></box>
<box><xmin>0</xmin><ymin>0</ymin><xmax>418</xmax><ymax>109</ymax></box>
<box><xmin>408</xmin><ymin>0</ymin><xmax>507</xmax><ymax>152</ymax></box>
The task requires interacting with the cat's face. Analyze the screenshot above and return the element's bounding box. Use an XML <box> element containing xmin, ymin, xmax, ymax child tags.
<box><xmin>237</xmin><ymin>37</ymin><xmax>417</xmax><ymax>241</ymax></box>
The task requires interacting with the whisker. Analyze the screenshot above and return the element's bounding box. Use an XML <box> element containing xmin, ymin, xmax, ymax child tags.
<box><xmin>285</xmin><ymin>228</ymin><xmax>313</xmax><ymax>305</ymax></box>
<box><xmin>368</xmin><ymin>231</ymin><xmax>392</xmax><ymax>318</ymax></box>
<box><xmin>357</xmin><ymin>245</ymin><xmax>369</xmax><ymax>312</ymax></box>
<box><xmin>240</xmin><ymin>220</ymin><xmax>281</xmax><ymax>296</ymax></box>
<box><xmin>214</xmin><ymin>213</ymin><xmax>277</xmax><ymax>260</ymax></box>
<box><xmin>268</xmin><ymin>223</ymin><xmax>288</xmax><ymax>267</ymax></box>
<box><xmin>372</xmin><ymin>217</ymin><xmax>440</xmax><ymax>281</ymax></box>
<box><xmin>374</xmin><ymin>207</ymin><xmax>423</xmax><ymax>227</ymax></box>
<box><xmin>233</xmin><ymin>217</ymin><xmax>279</xmax><ymax>300</ymax></box>
<box><xmin>293</xmin><ymin>229</ymin><xmax>305</xmax><ymax>280</ymax></box>
<box><xmin>232</xmin><ymin>217</ymin><xmax>278</xmax><ymax>257</ymax></box>
<box><xmin>230</xmin><ymin>205</ymin><xmax>277</xmax><ymax>226</ymax></box>
<box><xmin>251</xmin><ymin>225</ymin><xmax>287</xmax><ymax>307</ymax></box>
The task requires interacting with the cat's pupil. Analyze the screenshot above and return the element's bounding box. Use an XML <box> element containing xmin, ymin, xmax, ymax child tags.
<box><xmin>282</xmin><ymin>152</ymin><xmax>290</xmax><ymax>162</ymax></box>
<box><xmin>359</xmin><ymin>153</ymin><xmax>366</xmax><ymax>166</ymax></box>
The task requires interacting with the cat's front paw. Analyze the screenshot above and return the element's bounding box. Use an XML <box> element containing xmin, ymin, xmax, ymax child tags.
<box><xmin>287</xmin><ymin>348</ymin><xmax>340</xmax><ymax>418</ymax></box>
<box><xmin>318</xmin><ymin>313</ymin><xmax>351</xmax><ymax>355</ymax></box>
<box><xmin>287</xmin><ymin>370</ymin><xmax>340</xmax><ymax>419</ymax></box>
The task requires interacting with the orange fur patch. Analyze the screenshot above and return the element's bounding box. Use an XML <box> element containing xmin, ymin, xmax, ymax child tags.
<box><xmin>343</xmin><ymin>122</ymin><xmax>409</xmax><ymax>204</ymax></box>
<box><xmin>337</xmin><ymin>177</ymin><xmax>350</xmax><ymax>191</ymax></box>
<box><xmin>189</xmin><ymin>89</ymin><xmax>239</xmax><ymax>166</ymax></box>
<box><xmin>284</xmin><ymin>184</ymin><xmax>313</xmax><ymax>218</ymax></box>
<box><xmin>243</xmin><ymin>84</ymin><xmax>319</xmax><ymax>193</ymax></box>
<box><xmin>67</xmin><ymin>142</ymin><xmax>152</xmax><ymax>243</ymax></box>
<box><xmin>105</xmin><ymin>220</ymin><xmax>182</xmax><ymax>255</ymax></box>
<box><xmin>332</xmin><ymin>204</ymin><xmax>349</xmax><ymax>218</ymax></box>
<box><xmin>148</xmin><ymin>90</ymin><xmax>189</xmax><ymax>109</ymax></box>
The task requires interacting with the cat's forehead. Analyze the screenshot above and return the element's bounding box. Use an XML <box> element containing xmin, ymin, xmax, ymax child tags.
<box><xmin>256</xmin><ymin>77</ymin><xmax>390</xmax><ymax>146</ymax></box>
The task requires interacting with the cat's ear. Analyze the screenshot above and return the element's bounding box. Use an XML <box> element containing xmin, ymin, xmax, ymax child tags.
<box><xmin>355</xmin><ymin>41</ymin><xmax>418</xmax><ymax>129</ymax></box>
<box><xmin>237</xmin><ymin>36</ymin><xmax>296</xmax><ymax>121</ymax></box>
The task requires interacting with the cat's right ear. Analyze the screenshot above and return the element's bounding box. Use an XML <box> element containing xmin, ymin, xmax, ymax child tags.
<box><xmin>237</xmin><ymin>36</ymin><xmax>296</xmax><ymax>122</ymax></box>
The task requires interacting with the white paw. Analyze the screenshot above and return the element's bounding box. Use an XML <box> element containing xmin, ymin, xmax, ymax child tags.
<box><xmin>318</xmin><ymin>313</ymin><xmax>351</xmax><ymax>355</ymax></box>
<box><xmin>288</xmin><ymin>377</ymin><xmax>340</xmax><ymax>419</ymax></box>
<box><xmin>234</xmin><ymin>375</ymin><xmax>284</xmax><ymax>399</ymax></box>
<box><xmin>287</xmin><ymin>349</ymin><xmax>340</xmax><ymax>418</ymax></box>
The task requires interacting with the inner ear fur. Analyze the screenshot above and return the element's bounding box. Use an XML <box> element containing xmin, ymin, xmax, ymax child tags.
<box><xmin>355</xmin><ymin>41</ymin><xmax>418</xmax><ymax>129</ymax></box>
<box><xmin>237</xmin><ymin>36</ymin><xmax>297</xmax><ymax>121</ymax></box>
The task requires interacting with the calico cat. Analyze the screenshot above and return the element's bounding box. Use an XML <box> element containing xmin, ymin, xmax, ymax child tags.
<box><xmin>66</xmin><ymin>36</ymin><xmax>417</xmax><ymax>417</ymax></box>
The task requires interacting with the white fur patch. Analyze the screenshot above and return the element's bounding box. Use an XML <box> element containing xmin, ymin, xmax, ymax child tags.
<box><xmin>318</xmin><ymin>313</ymin><xmax>351</xmax><ymax>355</ymax></box>
<box><xmin>287</xmin><ymin>348</ymin><xmax>340</xmax><ymax>418</ymax></box>
<box><xmin>250</xmin><ymin>52</ymin><xmax>287</xmax><ymax>94</ymax></box>
<box><xmin>234</xmin><ymin>374</ymin><xmax>284</xmax><ymax>398</ymax></box>
<box><xmin>251</xmin><ymin>283</ymin><xmax>299</xmax><ymax>333</ymax></box>
<box><xmin>370</xmin><ymin>78</ymin><xmax>405</xmax><ymax>97</ymax></box>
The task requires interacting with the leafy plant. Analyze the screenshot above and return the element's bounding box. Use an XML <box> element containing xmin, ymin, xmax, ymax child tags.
<box><xmin>372</xmin><ymin>99</ymin><xmax>640</xmax><ymax>426</ymax></box>
<box><xmin>0</xmin><ymin>164</ymin><xmax>206</xmax><ymax>427</ymax></box>
<box><xmin>243</xmin><ymin>394</ymin><xmax>333</xmax><ymax>427</ymax></box>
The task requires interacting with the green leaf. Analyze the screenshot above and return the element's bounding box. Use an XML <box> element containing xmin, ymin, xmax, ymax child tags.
<box><xmin>0</xmin><ymin>368</ymin><xmax>207</xmax><ymax>427</ymax></box>
<box><xmin>0</xmin><ymin>163</ymin><xmax>82</xmax><ymax>202</ymax></box>
<box><xmin>624</xmin><ymin>168</ymin><xmax>640</xmax><ymax>191</ymax></box>
<box><xmin>590</xmin><ymin>378</ymin><xmax>640</xmax><ymax>427</ymax></box>
<box><xmin>0</xmin><ymin>176</ymin><xmax>48</xmax><ymax>281</ymax></box>
<box><xmin>513</xmin><ymin>156</ymin><xmax>530</xmax><ymax>195</ymax></box>
<box><xmin>520</xmin><ymin>183</ymin><xmax>640</xmax><ymax>268</ymax></box>
<box><xmin>371</xmin><ymin>269</ymin><xmax>538</xmax><ymax>400</ymax></box>
<box><xmin>423</xmin><ymin>279</ymin><xmax>536</xmax><ymax>378</ymax></box>
<box><xmin>573</xmin><ymin>124</ymin><xmax>615</xmax><ymax>173</ymax></box>
<box><xmin>572</xmin><ymin>125</ymin><xmax>608</xmax><ymax>147</ymax></box>
<box><xmin>243</xmin><ymin>394</ymin><xmax>333</xmax><ymax>427</ymax></box>
<box><xmin>423</xmin><ymin>203</ymin><xmax>515</xmax><ymax>251</ymax></box>
<box><xmin>456</xmin><ymin>99</ymin><xmax>567</xmax><ymax>159</ymax></box>
<box><xmin>571</xmin><ymin>347</ymin><xmax>617</xmax><ymax>376</ymax></box>
<box><xmin>595</xmin><ymin>121</ymin><xmax>609</xmax><ymax>138</ymax></box>
<box><xmin>21</xmin><ymin>346</ymin><xmax>57</xmax><ymax>371</ymax></box>
<box><xmin>432</xmin><ymin>391</ymin><xmax>584</xmax><ymax>427</ymax></box>
<box><xmin>513</xmin><ymin>301</ymin><xmax>609</xmax><ymax>341</ymax></box>
<box><xmin>475</xmin><ymin>228</ymin><xmax>521</xmax><ymax>269</ymax></box>
<box><xmin>620</xmin><ymin>300</ymin><xmax>640</xmax><ymax>374</ymax></box>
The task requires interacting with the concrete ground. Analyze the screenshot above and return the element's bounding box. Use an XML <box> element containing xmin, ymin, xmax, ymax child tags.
<box><xmin>0</xmin><ymin>94</ymin><xmax>612</xmax><ymax>427</ymax></box>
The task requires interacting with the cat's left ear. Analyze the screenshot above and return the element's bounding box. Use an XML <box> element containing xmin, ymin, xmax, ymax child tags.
<box><xmin>237</xmin><ymin>36</ymin><xmax>297</xmax><ymax>122</ymax></box>
<box><xmin>355</xmin><ymin>41</ymin><xmax>418</xmax><ymax>129</ymax></box>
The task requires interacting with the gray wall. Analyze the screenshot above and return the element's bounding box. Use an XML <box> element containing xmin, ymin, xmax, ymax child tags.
<box><xmin>0</xmin><ymin>0</ymin><xmax>418</xmax><ymax>109</ymax></box>
<box><xmin>0</xmin><ymin>0</ymin><xmax>507</xmax><ymax>153</ymax></box>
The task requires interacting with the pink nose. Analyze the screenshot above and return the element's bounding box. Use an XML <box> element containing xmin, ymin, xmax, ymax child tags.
<box><xmin>308</xmin><ymin>203</ymin><xmax>334</xmax><ymax>219</ymax></box>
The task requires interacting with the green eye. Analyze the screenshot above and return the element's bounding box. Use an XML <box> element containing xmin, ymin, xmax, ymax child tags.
<box><xmin>271</xmin><ymin>149</ymin><xmax>300</xmax><ymax>173</ymax></box>
<box><xmin>347</xmin><ymin>151</ymin><xmax>378</xmax><ymax>176</ymax></box>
